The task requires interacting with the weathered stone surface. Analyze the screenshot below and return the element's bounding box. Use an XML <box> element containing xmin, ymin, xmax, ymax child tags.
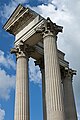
<box><xmin>63</xmin><ymin>69</ymin><xmax>77</xmax><ymax>120</ymax></box>
<box><xmin>43</xmin><ymin>31</ymin><xmax>65</xmax><ymax>120</ymax></box>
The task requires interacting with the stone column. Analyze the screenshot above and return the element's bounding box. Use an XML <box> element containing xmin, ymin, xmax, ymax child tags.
<box><xmin>43</xmin><ymin>18</ymin><xmax>65</xmax><ymax>120</ymax></box>
<box><xmin>63</xmin><ymin>69</ymin><xmax>77</xmax><ymax>120</ymax></box>
<box><xmin>41</xmin><ymin>68</ymin><xmax>47</xmax><ymax>120</ymax></box>
<box><xmin>35</xmin><ymin>58</ymin><xmax>47</xmax><ymax>120</ymax></box>
<box><xmin>11</xmin><ymin>41</ymin><xmax>30</xmax><ymax>120</ymax></box>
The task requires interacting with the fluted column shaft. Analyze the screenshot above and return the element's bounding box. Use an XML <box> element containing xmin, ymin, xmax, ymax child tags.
<box><xmin>13</xmin><ymin>45</ymin><xmax>30</xmax><ymax>120</ymax></box>
<box><xmin>63</xmin><ymin>71</ymin><xmax>77</xmax><ymax>120</ymax></box>
<box><xmin>43</xmin><ymin>32</ymin><xmax>65</xmax><ymax>120</ymax></box>
<box><xmin>35</xmin><ymin>58</ymin><xmax>47</xmax><ymax>120</ymax></box>
<box><xmin>41</xmin><ymin>69</ymin><xmax>47</xmax><ymax>120</ymax></box>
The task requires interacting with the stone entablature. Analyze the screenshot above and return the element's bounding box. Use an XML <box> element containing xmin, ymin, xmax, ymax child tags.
<box><xmin>3</xmin><ymin>4</ymin><xmax>69</xmax><ymax>68</ymax></box>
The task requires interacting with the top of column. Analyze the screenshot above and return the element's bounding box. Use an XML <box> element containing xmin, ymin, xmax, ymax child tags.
<box><xmin>10</xmin><ymin>41</ymin><xmax>35</xmax><ymax>59</ymax></box>
<box><xmin>36</xmin><ymin>17</ymin><xmax>63</xmax><ymax>37</ymax></box>
<box><xmin>62</xmin><ymin>68</ymin><xmax>77</xmax><ymax>82</ymax></box>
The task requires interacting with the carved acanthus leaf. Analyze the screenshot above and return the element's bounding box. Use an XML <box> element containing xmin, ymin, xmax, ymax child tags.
<box><xmin>11</xmin><ymin>41</ymin><xmax>35</xmax><ymax>58</ymax></box>
<box><xmin>36</xmin><ymin>17</ymin><xmax>63</xmax><ymax>35</ymax></box>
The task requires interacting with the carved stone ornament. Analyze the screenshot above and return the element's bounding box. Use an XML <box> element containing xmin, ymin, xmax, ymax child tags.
<box><xmin>10</xmin><ymin>41</ymin><xmax>35</xmax><ymax>59</ymax></box>
<box><xmin>64</xmin><ymin>68</ymin><xmax>76</xmax><ymax>80</ymax></box>
<box><xmin>36</xmin><ymin>17</ymin><xmax>63</xmax><ymax>35</ymax></box>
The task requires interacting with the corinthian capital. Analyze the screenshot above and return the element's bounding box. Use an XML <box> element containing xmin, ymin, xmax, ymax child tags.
<box><xmin>64</xmin><ymin>68</ymin><xmax>76</xmax><ymax>80</ymax></box>
<box><xmin>10</xmin><ymin>41</ymin><xmax>35</xmax><ymax>59</ymax></box>
<box><xmin>36</xmin><ymin>17</ymin><xmax>63</xmax><ymax>35</ymax></box>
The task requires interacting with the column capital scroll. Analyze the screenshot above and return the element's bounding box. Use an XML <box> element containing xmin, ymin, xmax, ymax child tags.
<box><xmin>64</xmin><ymin>68</ymin><xmax>76</xmax><ymax>81</ymax></box>
<box><xmin>10</xmin><ymin>41</ymin><xmax>35</xmax><ymax>59</ymax></box>
<box><xmin>36</xmin><ymin>17</ymin><xmax>63</xmax><ymax>37</ymax></box>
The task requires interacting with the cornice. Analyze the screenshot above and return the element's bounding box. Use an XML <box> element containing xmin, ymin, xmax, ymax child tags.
<box><xmin>3</xmin><ymin>4</ymin><xmax>41</xmax><ymax>35</ymax></box>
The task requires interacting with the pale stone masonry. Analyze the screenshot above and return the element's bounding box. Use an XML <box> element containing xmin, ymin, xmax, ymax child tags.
<box><xmin>41</xmin><ymin>69</ymin><xmax>47</xmax><ymax>120</ymax></box>
<box><xmin>35</xmin><ymin>58</ymin><xmax>47</xmax><ymax>120</ymax></box>
<box><xmin>43</xmin><ymin>31</ymin><xmax>65</xmax><ymax>120</ymax></box>
<box><xmin>3</xmin><ymin>4</ymin><xmax>78</xmax><ymax>120</ymax></box>
<box><xmin>63</xmin><ymin>69</ymin><xmax>77</xmax><ymax>120</ymax></box>
<box><xmin>11</xmin><ymin>42</ymin><xmax>30</xmax><ymax>120</ymax></box>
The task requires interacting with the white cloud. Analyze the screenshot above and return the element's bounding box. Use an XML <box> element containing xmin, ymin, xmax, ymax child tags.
<box><xmin>0</xmin><ymin>50</ymin><xmax>16</xmax><ymax>70</ymax></box>
<box><xmin>0</xmin><ymin>68</ymin><xmax>15</xmax><ymax>100</ymax></box>
<box><xmin>29</xmin><ymin>58</ymin><xmax>42</xmax><ymax>85</ymax></box>
<box><xmin>0</xmin><ymin>108</ymin><xmax>5</xmax><ymax>120</ymax></box>
<box><xmin>0</xmin><ymin>0</ymin><xmax>28</xmax><ymax>20</ymax></box>
<box><xmin>0</xmin><ymin>50</ymin><xmax>16</xmax><ymax>100</ymax></box>
<box><xmin>1</xmin><ymin>1</ymin><xmax>17</xmax><ymax>19</ymax></box>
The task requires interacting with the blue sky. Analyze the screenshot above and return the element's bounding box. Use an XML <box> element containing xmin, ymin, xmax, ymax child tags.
<box><xmin>0</xmin><ymin>0</ymin><xmax>80</xmax><ymax>120</ymax></box>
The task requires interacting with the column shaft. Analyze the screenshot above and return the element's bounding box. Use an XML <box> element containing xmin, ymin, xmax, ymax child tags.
<box><xmin>14</xmin><ymin>55</ymin><xmax>30</xmax><ymax>120</ymax></box>
<box><xmin>41</xmin><ymin>69</ymin><xmax>47</xmax><ymax>120</ymax></box>
<box><xmin>43</xmin><ymin>32</ymin><xmax>65</xmax><ymax>120</ymax></box>
<box><xmin>63</xmin><ymin>73</ymin><xmax>77</xmax><ymax>120</ymax></box>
